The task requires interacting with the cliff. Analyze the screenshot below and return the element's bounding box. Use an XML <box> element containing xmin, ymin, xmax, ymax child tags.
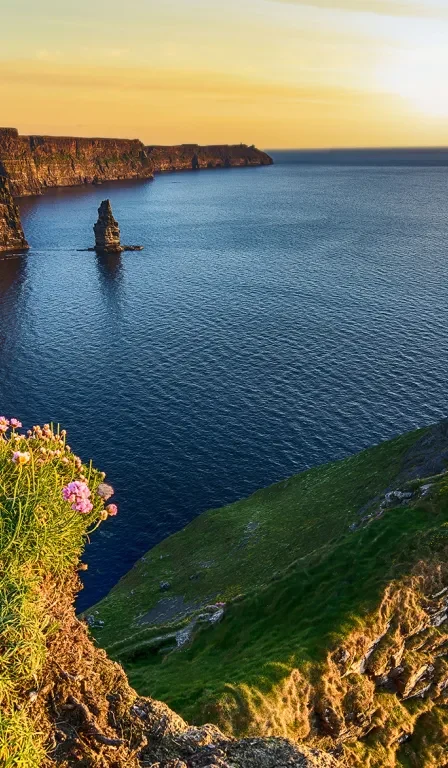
<box><xmin>0</xmin><ymin>174</ymin><xmax>29</xmax><ymax>252</ymax></box>
<box><xmin>0</xmin><ymin>418</ymin><xmax>335</xmax><ymax>768</ymax></box>
<box><xmin>3</xmin><ymin>416</ymin><xmax>448</xmax><ymax>766</ymax></box>
<box><xmin>0</xmin><ymin>129</ymin><xmax>273</xmax><ymax>196</ymax></box>
<box><xmin>146</xmin><ymin>143</ymin><xmax>273</xmax><ymax>172</ymax></box>
<box><xmin>0</xmin><ymin>128</ymin><xmax>154</xmax><ymax>196</ymax></box>
<box><xmin>92</xmin><ymin>421</ymin><xmax>448</xmax><ymax>768</ymax></box>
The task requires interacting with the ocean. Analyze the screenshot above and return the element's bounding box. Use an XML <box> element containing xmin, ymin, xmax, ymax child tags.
<box><xmin>1</xmin><ymin>150</ymin><xmax>447</xmax><ymax>609</ymax></box>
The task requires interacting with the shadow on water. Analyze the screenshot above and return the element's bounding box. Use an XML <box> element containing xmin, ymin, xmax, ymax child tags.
<box><xmin>95</xmin><ymin>252</ymin><xmax>124</xmax><ymax>312</ymax></box>
<box><xmin>17</xmin><ymin>179</ymin><xmax>153</xmax><ymax>211</ymax></box>
<box><xmin>0</xmin><ymin>251</ymin><xmax>28</xmax><ymax>359</ymax></box>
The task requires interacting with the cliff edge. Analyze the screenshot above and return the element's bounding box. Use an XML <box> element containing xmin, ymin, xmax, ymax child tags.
<box><xmin>3</xmin><ymin>417</ymin><xmax>448</xmax><ymax>767</ymax></box>
<box><xmin>147</xmin><ymin>143</ymin><xmax>273</xmax><ymax>172</ymax></box>
<box><xmin>0</xmin><ymin>174</ymin><xmax>29</xmax><ymax>252</ymax></box>
<box><xmin>0</xmin><ymin>129</ymin><xmax>272</xmax><ymax>196</ymax></box>
<box><xmin>0</xmin><ymin>419</ymin><xmax>335</xmax><ymax>768</ymax></box>
<box><xmin>92</xmin><ymin>421</ymin><xmax>448</xmax><ymax>768</ymax></box>
<box><xmin>0</xmin><ymin>128</ymin><xmax>154</xmax><ymax>196</ymax></box>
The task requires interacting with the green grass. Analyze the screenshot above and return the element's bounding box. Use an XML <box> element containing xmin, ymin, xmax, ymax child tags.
<box><xmin>92</xmin><ymin>427</ymin><xmax>425</xmax><ymax>646</ymax></box>
<box><xmin>91</xmin><ymin>423</ymin><xmax>448</xmax><ymax>734</ymax></box>
<box><xmin>127</xmin><ymin>497</ymin><xmax>448</xmax><ymax>726</ymax></box>
<box><xmin>0</xmin><ymin>421</ymin><xmax>110</xmax><ymax>767</ymax></box>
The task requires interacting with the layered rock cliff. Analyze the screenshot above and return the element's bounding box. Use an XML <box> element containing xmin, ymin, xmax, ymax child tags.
<box><xmin>146</xmin><ymin>143</ymin><xmax>273</xmax><ymax>172</ymax></box>
<box><xmin>0</xmin><ymin>128</ymin><xmax>154</xmax><ymax>196</ymax></box>
<box><xmin>0</xmin><ymin>174</ymin><xmax>29</xmax><ymax>252</ymax></box>
<box><xmin>0</xmin><ymin>129</ymin><xmax>273</xmax><ymax>197</ymax></box>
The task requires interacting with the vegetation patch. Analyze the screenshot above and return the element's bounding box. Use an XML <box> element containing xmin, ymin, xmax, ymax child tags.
<box><xmin>91</xmin><ymin>422</ymin><xmax>448</xmax><ymax>766</ymax></box>
<box><xmin>0</xmin><ymin>418</ymin><xmax>114</xmax><ymax>766</ymax></box>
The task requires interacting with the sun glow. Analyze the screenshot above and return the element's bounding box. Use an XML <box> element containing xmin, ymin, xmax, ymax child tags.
<box><xmin>379</xmin><ymin>47</ymin><xmax>448</xmax><ymax>118</ymax></box>
<box><xmin>3</xmin><ymin>0</ymin><xmax>448</xmax><ymax>145</ymax></box>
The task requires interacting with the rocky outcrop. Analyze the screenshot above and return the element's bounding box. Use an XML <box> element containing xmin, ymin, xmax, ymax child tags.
<box><xmin>147</xmin><ymin>143</ymin><xmax>273</xmax><ymax>172</ymax></box>
<box><xmin>93</xmin><ymin>200</ymin><xmax>122</xmax><ymax>253</ymax></box>
<box><xmin>90</xmin><ymin>199</ymin><xmax>143</xmax><ymax>253</ymax></box>
<box><xmin>0</xmin><ymin>175</ymin><xmax>29</xmax><ymax>252</ymax></box>
<box><xmin>37</xmin><ymin>572</ymin><xmax>337</xmax><ymax>768</ymax></box>
<box><xmin>0</xmin><ymin>130</ymin><xmax>273</xmax><ymax>197</ymax></box>
<box><xmin>0</xmin><ymin>128</ymin><xmax>154</xmax><ymax>196</ymax></box>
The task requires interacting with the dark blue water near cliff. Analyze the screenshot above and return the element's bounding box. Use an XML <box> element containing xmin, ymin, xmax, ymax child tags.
<box><xmin>1</xmin><ymin>153</ymin><xmax>448</xmax><ymax>609</ymax></box>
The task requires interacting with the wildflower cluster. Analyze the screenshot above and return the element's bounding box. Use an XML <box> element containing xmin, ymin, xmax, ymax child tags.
<box><xmin>1</xmin><ymin>417</ymin><xmax>118</xmax><ymax>520</ymax></box>
<box><xmin>0</xmin><ymin>416</ymin><xmax>22</xmax><ymax>434</ymax></box>
<box><xmin>62</xmin><ymin>480</ymin><xmax>93</xmax><ymax>514</ymax></box>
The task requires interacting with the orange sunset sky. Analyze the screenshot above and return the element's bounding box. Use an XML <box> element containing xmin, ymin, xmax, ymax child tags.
<box><xmin>2</xmin><ymin>0</ymin><xmax>448</xmax><ymax>148</ymax></box>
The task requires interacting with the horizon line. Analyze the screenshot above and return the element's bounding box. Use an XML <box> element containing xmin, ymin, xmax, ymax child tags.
<box><xmin>266</xmin><ymin>145</ymin><xmax>448</xmax><ymax>151</ymax></box>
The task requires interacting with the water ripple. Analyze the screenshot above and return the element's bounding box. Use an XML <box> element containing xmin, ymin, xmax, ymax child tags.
<box><xmin>0</xmin><ymin>163</ymin><xmax>447</xmax><ymax>608</ymax></box>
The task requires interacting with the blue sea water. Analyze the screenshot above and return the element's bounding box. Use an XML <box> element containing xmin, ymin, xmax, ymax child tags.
<box><xmin>1</xmin><ymin>152</ymin><xmax>448</xmax><ymax>609</ymax></box>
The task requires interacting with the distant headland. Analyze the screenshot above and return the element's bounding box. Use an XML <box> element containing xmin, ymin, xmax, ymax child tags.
<box><xmin>0</xmin><ymin>128</ymin><xmax>273</xmax><ymax>198</ymax></box>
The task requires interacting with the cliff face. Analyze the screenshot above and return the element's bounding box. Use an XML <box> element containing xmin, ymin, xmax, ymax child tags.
<box><xmin>0</xmin><ymin>175</ymin><xmax>29</xmax><ymax>252</ymax></box>
<box><xmin>147</xmin><ymin>143</ymin><xmax>273</xmax><ymax>172</ymax></box>
<box><xmin>0</xmin><ymin>128</ymin><xmax>154</xmax><ymax>196</ymax></box>
<box><xmin>0</xmin><ymin>129</ymin><xmax>273</xmax><ymax>197</ymax></box>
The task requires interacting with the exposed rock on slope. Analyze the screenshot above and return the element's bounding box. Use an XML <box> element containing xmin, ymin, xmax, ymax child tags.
<box><xmin>38</xmin><ymin>575</ymin><xmax>337</xmax><ymax>767</ymax></box>
<box><xmin>147</xmin><ymin>143</ymin><xmax>273</xmax><ymax>172</ymax></box>
<box><xmin>0</xmin><ymin>174</ymin><xmax>29</xmax><ymax>252</ymax></box>
<box><xmin>0</xmin><ymin>128</ymin><xmax>154</xmax><ymax>196</ymax></box>
<box><xmin>91</xmin><ymin>422</ymin><xmax>448</xmax><ymax>767</ymax></box>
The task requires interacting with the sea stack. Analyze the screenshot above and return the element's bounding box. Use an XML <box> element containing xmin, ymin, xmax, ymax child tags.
<box><xmin>92</xmin><ymin>199</ymin><xmax>143</xmax><ymax>253</ymax></box>
<box><xmin>93</xmin><ymin>199</ymin><xmax>122</xmax><ymax>253</ymax></box>
<box><xmin>0</xmin><ymin>175</ymin><xmax>29</xmax><ymax>253</ymax></box>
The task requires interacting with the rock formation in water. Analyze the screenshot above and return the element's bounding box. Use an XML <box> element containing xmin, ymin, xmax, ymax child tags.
<box><xmin>0</xmin><ymin>129</ymin><xmax>273</xmax><ymax>196</ymax></box>
<box><xmin>92</xmin><ymin>199</ymin><xmax>143</xmax><ymax>253</ymax></box>
<box><xmin>93</xmin><ymin>200</ymin><xmax>122</xmax><ymax>253</ymax></box>
<box><xmin>0</xmin><ymin>175</ymin><xmax>29</xmax><ymax>252</ymax></box>
<box><xmin>147</xmin><ymin>143</ymin><xmax>273</xmax><ymax>172</ymax></box>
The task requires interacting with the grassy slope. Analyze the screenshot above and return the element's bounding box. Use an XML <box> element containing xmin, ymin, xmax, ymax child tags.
<box><xmin>92</xmin><ymin>425</ymin><xmax>448</xmax><ymax>732</ymax></box>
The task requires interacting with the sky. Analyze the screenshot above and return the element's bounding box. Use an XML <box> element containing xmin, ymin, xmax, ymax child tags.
<box><xmin>2</xmin><ymin>0</ymin><xmax>448</xmax><ymax>148</ymax></box>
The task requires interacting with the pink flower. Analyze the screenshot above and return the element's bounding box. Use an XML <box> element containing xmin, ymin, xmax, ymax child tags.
<box><xmin>10</xmin><ymin>419</ymin><xmax>22</xmax><ymax>429</ymax></box>
<box><xmin>77</xmin><ymin>499</ymin><xmax>93</xmax><ymax>514</ymax></box>
<box><xmin>62</xmin><ymin>480</ymin><xmax>93</xmax><ymax>514</ymax></box>
<box><xmin>12</xmin><ymin>451</ymin><xmax>31</xmax><ymax>465</ymax></box>
<box><xmin>0</xmin><ymin>417</ymin><xmax>9</xmax><ymax>433</ymax></box>
<box><xmin>105</xmin><ymin>503</ymin><xmax>118</xmax><ymax>516</ymax></box>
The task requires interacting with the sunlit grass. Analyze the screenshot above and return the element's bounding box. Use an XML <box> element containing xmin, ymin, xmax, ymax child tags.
<box><xmin>92</xmin><ymin>424</ymin><xmax>448</xmax><ymax>749</ymax></box>
<box><xmin>0</xmin><ymin>419</ymin><xmax>111</xmax><ymax>766</ymax></box>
